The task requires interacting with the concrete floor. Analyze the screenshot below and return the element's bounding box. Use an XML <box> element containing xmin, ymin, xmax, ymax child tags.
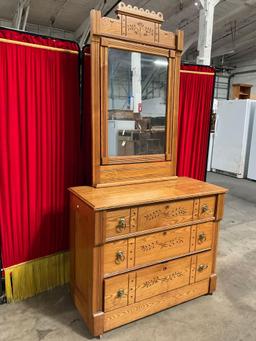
<box><xmin>0</xmin><ymin>172</ymin><xmax>256</xmax><ymax>341</ymax></box>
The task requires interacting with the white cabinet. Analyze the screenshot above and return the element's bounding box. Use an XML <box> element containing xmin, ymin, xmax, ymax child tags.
<box><xmin>248</xmin><ymin>113</ymin><xmax>256</xmax><ymax>180</ymax></box>
<box><xmin>211</xmin><ymin>99</ymin><xmax>256</xmax><ymax>178</ymax></box>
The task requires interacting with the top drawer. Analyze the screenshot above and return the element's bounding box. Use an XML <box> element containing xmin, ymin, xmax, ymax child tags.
<box><xmin>104</xmin><ymin>196</ymin><xmax>216</xmax><ymax>239</ymax></box>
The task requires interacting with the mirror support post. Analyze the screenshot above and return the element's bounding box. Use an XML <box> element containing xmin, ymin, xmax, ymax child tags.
<box><xmin>131</xmin><ymin>52</ymin><xmax>142</xmax><ymax>113</ymax></box>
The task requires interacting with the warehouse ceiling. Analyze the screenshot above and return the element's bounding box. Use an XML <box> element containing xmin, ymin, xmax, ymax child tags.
<box><xmin>0</xmin><ymin>0</ymin><xmax>256</xmax><ymax>67</ymax></box>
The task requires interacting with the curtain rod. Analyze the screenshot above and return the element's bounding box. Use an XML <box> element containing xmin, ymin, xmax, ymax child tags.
<box><xmin>181</xmin><ymin>70</ymin><xmax>215</xmax><ymax>76</ymax></box>
<box><xmin>0</xmin><ymin>37</ymin><xmax>78</xmax><ymax>54</ymax></box>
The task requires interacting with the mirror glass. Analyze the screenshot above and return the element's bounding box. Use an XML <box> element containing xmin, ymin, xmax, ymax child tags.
<box><xmin>108</xmin><ymin>48</ymin><xmax>168</xmax><ymax>157</ymax></box>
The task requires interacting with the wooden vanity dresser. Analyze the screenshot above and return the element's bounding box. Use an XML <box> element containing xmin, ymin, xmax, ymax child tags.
<box><xmin>69</xmin><ymin>3</ymin><xmax>227</xmax><ymax>337</ymax></box>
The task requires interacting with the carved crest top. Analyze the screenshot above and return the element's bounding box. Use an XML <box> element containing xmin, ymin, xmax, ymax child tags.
<box><xmin>116</xmin><ymin>2</ymin><xmax>164</xmax><ymax>23</ymax></box>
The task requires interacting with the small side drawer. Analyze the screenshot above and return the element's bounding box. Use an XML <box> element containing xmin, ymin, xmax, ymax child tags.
<box><xmin>105</xmin><ymin>209</ymin><xmax>131</xmax><ymax>238</ymax></box>
<box><xmin>137</xmin><ymin>199</ymin><xmax>194</xmax><ymax>231</ymax></box>
<box><xmin>104</xmin><ymin>240</ymin><xmax>128</xmax><ymax>274</ymax></box>
<box><xmin>195</xmin><ymin>251</ymin><xmax>212</xmax><ymax>282</ymax></box>
<box><xmin>104</xmin><ymin>273</ymin><xmax>129</xmax><ymax>312</ymax></box>
<box><xmin>195</xmin><ymin>222</ymin><xmax>213</xmax><ymax>251</ymax></box>
<box><xmin>199</xmin><ymin>196</ymin><xmax>216</xmax><ymax>219</ymax></box>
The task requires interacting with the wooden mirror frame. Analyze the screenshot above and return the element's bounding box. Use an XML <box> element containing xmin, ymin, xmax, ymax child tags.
<box><xmin>86</xmin><ymin>2</ymin><xmax>183</xmax><ymax>187</ymax></box>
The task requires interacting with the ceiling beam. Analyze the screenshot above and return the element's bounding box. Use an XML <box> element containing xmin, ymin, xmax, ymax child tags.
<box><xmin>13</xmin><ymin>0</ymin><xmax>31</xmax><ymax>30</ymax></box>
<box><xmin>50</xmin><ymin>0</ymin><xmax>69</xmax><ymax>26</ymax></box>
<box><xmin>183</xmin><ymin>2</ymin><xmax>251</xmax><ymax>54</ymax></box>
<box><xmin>212</xmin><ymin>28</ymin><xmax>256</xmax><ymax>58</ymax></box>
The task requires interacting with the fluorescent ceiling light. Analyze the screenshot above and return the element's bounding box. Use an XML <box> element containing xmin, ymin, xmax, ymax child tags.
<box><xmin>154</xmin><ymin>60</ymin><xmax>168</xmax><ymax>66</ymax></box>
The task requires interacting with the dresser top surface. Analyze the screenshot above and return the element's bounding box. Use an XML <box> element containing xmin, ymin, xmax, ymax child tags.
<box><xmin>69</xmin><ymin>177</ymin><xmax>227</xmax><ymax>210</ymax></box>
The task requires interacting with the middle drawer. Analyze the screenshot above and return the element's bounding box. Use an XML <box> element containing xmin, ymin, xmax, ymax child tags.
<box><xmin>104</xmin><ymin>222</ymin><xmax>213</xmax><ymax>275</ymax></box>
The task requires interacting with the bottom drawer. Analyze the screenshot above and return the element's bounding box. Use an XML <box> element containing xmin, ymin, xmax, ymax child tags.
<box><xmin>104</xmin><ymin>250</ymin><xmax>212</xmax><ymax>312</ymax></box>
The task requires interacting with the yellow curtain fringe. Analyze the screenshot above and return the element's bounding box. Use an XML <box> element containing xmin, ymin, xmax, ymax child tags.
<box><xmin>4</xmin><ymin>251</ymin><xmax>70</xmax><ymax>302</ymax></box>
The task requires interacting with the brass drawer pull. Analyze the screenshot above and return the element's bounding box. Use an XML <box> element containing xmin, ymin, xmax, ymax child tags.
<box><xmin>201</xmin><ymin>204</ymin><xmax>209</xmax><ymax>213</ymax></box>
<box><xmin>116</xmin><ymin>289</ymin><xmax>125</xmax><ymax>298</ymax></box>
<box><xmin>198</xmin><ymin>232</ymin><xmax>206</xmax><ymax>244</ymax></box>
<box><xmin>198</xmin><ymin>264</ymin><xmax>208</xmax><ymax>272</ymax></box>
<box><xmin>116</xmin><ymin>217</ymin><xmax>126</xmax><ymax>233</ymax></box>
<box><xmin>115</xmin><ymin>250</ymin><xmax>125</xmax><ymax>264</ymax></box>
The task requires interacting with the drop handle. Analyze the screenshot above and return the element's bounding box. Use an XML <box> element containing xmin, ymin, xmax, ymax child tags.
<box><xmin>198</xmin><ymin>264</ymin><xmax>208</xmax><ymax>272</ymax></box>
<box><xmin>116</xmin><ymin>217</ymin><xmax>126</xmax><ymax>233</ymax></box>
<box><xmin>115</xmin><ymin>250</ymin><xmax>125</xmax><ymax>264</ymax></box>
<box><xmin>201</xmin><ymin>204</ymin><xmax>209</xmax><ymax>213</ymax></box>
<box><xmin>198</xmin><ymin>232</ymin><xmax>206</xmax><ymax>244</ymax></box>
<box><xmin>117</xmin><ymin>289</ymin><xmax>125</xmax><ymax>298</ymax></box>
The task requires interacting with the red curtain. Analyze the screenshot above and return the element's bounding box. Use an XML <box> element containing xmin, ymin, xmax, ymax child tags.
<box><xmin>0</xmin><ymin>29</ymin><xmax>80</xmax><ymax>268</ymax></box>
<box><xmin>177</xmin><ymin>65</ymin><xmax>215</xmax><ymax>180</ymax></box>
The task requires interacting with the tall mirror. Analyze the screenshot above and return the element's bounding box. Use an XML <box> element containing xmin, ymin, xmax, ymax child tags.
<box><xmin>108</xmin><ymin>48</ymin><xmax>168</xmax><ymax>157</ymax></box>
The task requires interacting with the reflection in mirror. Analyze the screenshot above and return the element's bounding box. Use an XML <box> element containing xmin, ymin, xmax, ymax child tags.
<box><xmin>108</xmin><ymin>48</ymin><xmax>168</xmax><ymax>157</ymax></box>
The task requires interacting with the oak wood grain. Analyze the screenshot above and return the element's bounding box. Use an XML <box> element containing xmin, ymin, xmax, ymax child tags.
<box><xmin>135</xmin><ymin>256</ymin><xmax>191</xmax><ymax>302</ymax></box>
<box><xmin>69</xmin><ymin>177</ymin><xmax>227</xmax><ymax>210</ymax></box>
<box><xmin>87</xmin><ymin>2</ymin><xmax>184</xmax><ymax>186</ymax></box>
<box><xmin>104</xmin><ymin>240</ymin><xmax>128</xmax><ymax>274</ymax></box>
<box><xmin>104</xmin><ymin>279</ymin><xmax>209</xmax><ymax>331</ymax></box>
<box><xmin>137</xmin><ymin>199</ymin><xmax>194</xmax><ymax>231</ymax></box>
<box><xmin>199</xmin><ymin>196</ymin><xmax>216</xmax><ymax>219</ymax></box>
<box><xmin>135</xmin><ymin>226</ymin><xmax>191</xmax><ymax>266</ymax></box>
<box><xmin>105</xmin><ymin>208</ymin><xmax>131</xmax><ymax>238</ymax></box>
<box><xmin>195</xmin><ymin>251</ymin><xmax>213</xmax><ymax>282</ymax></box>
<box><xmin>104</xmin><ymin>273</ymin><xmax>129</xmax><ymax>312</ymax></box>
<box><xmin>195</xmin><ymin>222</ymin><xmax>213</xmax><ymax>251</ymax></box>
<box><xmin>70</xmin><ymin>3</ymin><xmax>227</xmax><ymax>336</ymax></box>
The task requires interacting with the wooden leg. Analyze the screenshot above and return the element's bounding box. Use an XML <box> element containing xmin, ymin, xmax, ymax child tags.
<box><xmin>208</xmin><ymin>274</ymin><xmax>217</xmax><ymax>294</ymax></box>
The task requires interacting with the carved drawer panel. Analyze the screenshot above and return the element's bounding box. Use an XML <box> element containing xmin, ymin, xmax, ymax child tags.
<box><xmin>198</xmin><ymin>196</ymin><xmax>216</xmax><ymax>219</ymax></box>
<box><xmin>104</xmin><ymin>251</ymin><xmax>213</xmax><ymax>312</ymax></box>
<box><xmin>135</xmin><ymin>226</ymin><xmax>190</xmax><ymax>267</ymax></box>
<box><xmin>137</xmin><ymin>199</ymin><xmax>194</xmax><ymax>232</ymax></box>
<box><xmin>135</xmin><ymin>256</ymin><xmax>191</xmax><ymax>302</ymax></box>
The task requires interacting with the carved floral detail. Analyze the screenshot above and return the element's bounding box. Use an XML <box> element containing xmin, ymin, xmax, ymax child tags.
<box><xmin>142</xmin><ymin>271</ymin><xmax>184</xmax><ymax>288</ymax></box>
<box><xmin>127</xmin><ymin>22</ymin><xmax>154</xmax><ymax>37</ymax></box>
<box><xmin>167</xmin><ymin>207</ymin><xmax>187</xmax><ymax>217</ymax></box>
<box><xmin>144</xmin><ymin>206</ymin><xmax>187</xmax><ymax>221</ymax></box>
<box><xmin>140</xmin><ymin>237</ymin><xmax>184</xmax><ymax>252</ymax></box>
<box><xmin>144</xmin><ymin>209</ymin><xmax>162</xmax><ymax>221</ymax></box>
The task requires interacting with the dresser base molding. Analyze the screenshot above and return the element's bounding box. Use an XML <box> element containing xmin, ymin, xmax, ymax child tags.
<box><xmin>104</xmin><ymin>279</ymin><xmax>209</xmax><ymax>332</ymax></box>
<box><xmin>73</xmin><ymin>278</ymin><xmax>211</xmax><ymax>336</ymax></box>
